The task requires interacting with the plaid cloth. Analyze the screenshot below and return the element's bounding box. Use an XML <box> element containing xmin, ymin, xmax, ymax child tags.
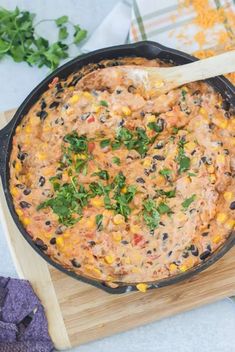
<box><xmin>129</xmin><ymin>0</ymin><xmax>235</xmax><ymax>55</ymax></box>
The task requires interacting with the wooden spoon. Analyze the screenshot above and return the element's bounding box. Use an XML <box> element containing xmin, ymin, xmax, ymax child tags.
<box><xmin>78</xmin><ymin>51</ymin><xmax>235</xmax><ymax>96</ymax></box>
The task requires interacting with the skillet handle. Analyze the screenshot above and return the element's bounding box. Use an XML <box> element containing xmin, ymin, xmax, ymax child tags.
<box><xmin>0</xmin><ymin>116</ymin><xmax>15</xmax><ymax>179</ymax></box>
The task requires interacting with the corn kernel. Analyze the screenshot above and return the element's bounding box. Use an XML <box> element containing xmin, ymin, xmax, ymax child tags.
<box><xmin>15</xmin><ymin>162</ymin><xmax>22</xmax><ymax>172</ymax></box>
<box><xmin>63</xmin><ymin>232</ymin><xmax>71</xmax><ymax>238</ymax></box>
<box><xmin>216</xmin><ymin>154</ymin><xmax>225</xmax><ymax>164</ymax></box>
<box><xmin>22</xmin><ymin>217</ymin><xmax>31</xmax><ymax>225</ymax></box>
<box><xmin>224</xmin><ymin>219</ymin><xmax>235</xmax><ymax>230</ymax></box>
<box><xmin>182</xmin><ymin>86</ymin><xmax>188</xmax><ymax>92</ymax></box>
<box><xmin>76</xmin><ymin>153</ymin><xmax>87</xmax><ymax>160</ymax></box>
<box><xmin>216</xmin><ymin>212</ymin><xmax>228</xmax><ymax>224</ymax></box>
<box><xmin>11</xmin><ymin>187</ymin><xmax>18</xmax><ymax>197</ymax></box>
<box><xmin>90</xmin><ymin>197</ymin><xmax>104</xmax><ymax>207</ymax></box>
<box><xmin>15</xmin><ymin>126</ymin><xmax>21</xmax><ymax>133</ymax></box>
<box><xmin>86</xmin><ymin>218</ymin><xmax>95</xmax><ymax>228</ymax></box>
<box><xmin>37</xmin><ymin>152</ymin><xmax>47</xmax><ymax>161</ymax></box>
<box><xmin>121</xmin><ymin>186</ymin><xmax>127</xmax><ymax>194</ymax></box>
<box><xmin>112</xmin><ymin>232</ymin><xmax>122</xmax><ymax>242</ymax></box>
<box><xmin>215</xmin><ymin>119</ymin><xmax>228</xmax><ymax>129</ymax></box>
<box><xmin>130</xmin><ymin>225</ymin><xmax>141</xmax><ymax>233</ymax></box>
<box><xmin>69</xmin><ymin>94</ymin><xmax>79</xmax><ymax>104</ymax></box>
<box><xmin>25</xmin><ymin>125</ymin><xmax>32</xmax><ymax>133</ymax></box>
<box><xmin>169</xmin><ymin>263</ymin><xmax>177</xmax><ymax>272</ymax></box>
<box><xmin>136</xmin><ymin>283</ymin><xmax>148</xmax><ymax>292</ymax></box>
<box><xmin>143</xmin><ymin>158</ymin><xmax>152</xmax><ymax>168</ymax></box>
<box><xmin>122</xmin><ymin>106</ymin><xmax>131</xmax><ymax>116</ymax></box>
<box><xmin>113</xmin><ymin>214</ymin><xmax>125</xmax><ymax>225</ymax></box>
<box><xmin>210</xmin><ymin>174</ymin><xmax>216</xmax><ymax>184</ymax></box>
<box><xmin>213</xmin><ymin>235</ymin><xmax>222</xmax><ymax>244</ymax></box>
<box><xmin>185</xmin><ymin>142</ymin><xmax>196</xmax><ymax>153</ymax></box>
<box><xmin>224</xmin><ymin>192</ymin><xmax>233</xmax><ymax>202</ymax></box>
<box><xmin>146</xmin><ymin>114</ymin><xmax>156</xmax><ymax>123</ymax></box>
<box><xmin>207</xmin><ymin>165</ymin><xmax>215</xmax><ymax>174</ymax></box>
<box><xmin>56</xmin><ymin>237</ymin><xmax>64</xmax><ymax>248</ymax></box>
<box><xmin>16</xmin><ymin>209</ymin><xmax>23</xmax><ymax>217</ymax></box>
<box><xmin>105</xmin><ymin>255</ymin><xmax>115</xmax><ymax>264</ymax></box>
<box><xmin>124</xmin><ymin>257</ymin><xmax>131</xmax><ymax>265</ymax></box>
<box><xmin>180</xmin><ymin>265</ymin><xmax>187</xmax><ymax>272</ymax></box>
<box><xmin>154</xmin><ymin>80</ymin><xmax>164</xmax><ymax>88</ymax></box>
<box><xmin>132</xmin><ymin>267</ymin><xmax>141</xmax><ymax>273</ymax></box>
<box><xmin>199</xmin><ymin>107</ymin><xmax>208</xmax><ymax>117</ymax></box>
<box><xmin>83</xmin><ymin>91</ymin><xmax>92</xmax><ymax>99</ymax></box>
<box><xmin>91</xmin><ymin>104</ymin><xmax>101</xmax><ymax>113</ymax></box>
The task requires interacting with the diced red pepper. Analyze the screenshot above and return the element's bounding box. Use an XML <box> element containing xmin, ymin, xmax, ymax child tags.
<box><xmin>88</xmin><ymin>142</ymin><xmax>95</xmax><ymax>153</ymax></box>
<box><xmin>133</xmin><ymin>234</ymin><xmax>143</xmax><ymax>245</ymax></box>
<box><xmin>87</xmin><ymin>115</ymin><xmax>95</xmax><ymax>123</ymax></box>
<box><xmin>49</xmin><ymin>76</ymin><xmax>59</xmax><ymax>88</ymax></box>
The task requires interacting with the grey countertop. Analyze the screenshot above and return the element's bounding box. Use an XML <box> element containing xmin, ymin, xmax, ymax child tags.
<box><xmin>0</xmin><ymin>1</ymin><xmax>235</xmax><ymax>351</ymax></box>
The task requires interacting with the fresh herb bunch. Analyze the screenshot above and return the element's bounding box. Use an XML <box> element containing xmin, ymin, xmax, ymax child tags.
<box><xmin>0</xmin><ymin>7</ymin><xmax>87</xmax><ymax>70</ymax></box>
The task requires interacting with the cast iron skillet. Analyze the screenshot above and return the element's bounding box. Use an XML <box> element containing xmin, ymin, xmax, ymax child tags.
<box><xmin>0</xmin><ymin>41</ymin><xmax>235</xmax><ymax>294</ymax></box>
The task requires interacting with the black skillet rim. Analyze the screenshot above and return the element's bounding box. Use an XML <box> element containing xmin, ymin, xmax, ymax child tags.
<box><xmin>0</xmin><ymin>40</ymin><xmax>235</xmax><ymax>294</ymax></box>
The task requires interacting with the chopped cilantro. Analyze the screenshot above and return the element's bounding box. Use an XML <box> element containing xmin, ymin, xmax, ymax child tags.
<box><xmin>99</xmin><ymin>100</ymin><xmax>109</xmax><ymax>107</ymax></box>
<box><xmin>159</xmin><ymin>168</ymin><xmax>172</xmax><ymax>178</ymax></box>
<box><xmin>92</xmin><ymin>170</ymin><xmax>109</xmax><ymax>180</ymax></box>
<box><xmin>147</xmin><ymin>121</ymin><xmax>163</xmax><ymax>132</ymax></box>
<box><xmin>182</xmin><ymin>194</ymin><xmax>196</xmax><ymax>210</ymax></box>
<box><xmin>112</xmin><ymin>156</ymin><xmax>121</xmax><ymax>165</ymax></box>
<box><xmin>156</xmin><ymin>188</ymin><xmax>176</xmax><ymax>198</ymax></box>
<box><xmin>157</xmin><ymin>202</ymin><xmax>172</xmax><ymax>215</ymax></box>
<box><xmin>142</xmin><ymin>199</ymin><xmax>160</xmax><ymax>230</ymax></box>
<box><xmin>177</xmin><ymin>138</ymin><xmax>190</xmax><ymax>174</ymax></box>
<box><xmin>100</xmin><ymin>139</ymin><xmax>111</xmax><ymax>148</ymax></box>
<box><xmin>95</xmin><ymin>214</ymin><xmax>103</xmax><ymax>231</ymax></box>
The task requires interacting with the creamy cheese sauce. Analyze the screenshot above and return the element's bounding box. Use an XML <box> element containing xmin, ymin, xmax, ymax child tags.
<box><xmin>9</xmin><ymin>57</ymin><xmax>235</xmax><ymax>285</ymax></box>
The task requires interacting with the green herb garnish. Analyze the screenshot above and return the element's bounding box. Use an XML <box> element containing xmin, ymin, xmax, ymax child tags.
<box><xmin>177</xmin><ymin>138</ymin><xmax>190</xmax><ymax>174</ymax></box>
<box><xmin>64</xmin><ymin>132</ymin><xmax>88</xmax><ymax>153</ymax></box>
<box><xmin>92</xmin><ymin>170</ymin><xmax>109</xmax><ymax>181</ymax></box>
<box><xmin>157</xmin><ymin>202</ymin><xmax>172</xmax><ymax>215</ymax></box>
<box><xmin>155</xmin><ymin>188</ymin><xmax>176</xmax><ymax>198</ymax></box>
<box><xmin>112</xmin><ymin>156</ymin><xmax>121</xmax><ymax>165</ymax></box>
<box><xmin>0</xmin><ymin>7</ymin><xmax>87</xmax><ymax>70</ymax></box>
<box><xmin>100</xmin><ymin>139</ymin><xmax>111</xmax><ymax>148</ymax></box>
<box><xmin>99</xmin><ymin>100</ymin><xmax>109</xmax><ymax>107</ymax></box>
<box><xmin>147</xmin><ymin>121</ymin><xmax>163</xmax><ymax>133</ymax></box>
<box><xmin>181</xmin><ymin>89</ymin><xmax>187</xmax><ymax>101</ymax></box>
<box><xmin>95</xmin><ymin>214</ymin><xmax>103</xmax><ymax>231</ymax></box>
<box><xmin>142</xmin><ymin>199</ymin><xmax>160</xmax><ymax>230</ymax></box>
<box><xmin>182</xmin><ymin>194</ymin><xmax>196</xmax><ymax>210</ymax></box>
<box><xmin>159</xmin><ymin>168</ymin><xmax>172</xmax><ymax>178</ymax></box>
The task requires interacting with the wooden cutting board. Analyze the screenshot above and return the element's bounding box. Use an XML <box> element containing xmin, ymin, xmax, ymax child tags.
<box><xmin>1</xmin><ymin>109</ymin><xmax>235</xmax><ymax>350</ymax></box>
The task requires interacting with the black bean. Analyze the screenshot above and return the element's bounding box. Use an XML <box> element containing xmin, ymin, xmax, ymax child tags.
<box><xmin>121</xmin><ymin>240</ymin><xmax>129</xmax><ymax>245</ymax></box>
<box><xmin>182</xmin><ymin>252</ymin><xmax>189</xmax><ymax>258</ymax></box>
<box><xmin>128</xmin><ymin>85</ymin><xmax>136</xmax><ymax>93</ymax></box>
<box><xmin>71</xmin><ymin>258</ymin><xmax>81</xmax><ymax>268</ymax></box>
<box><xmin>156</xmin><ymin>118</ymin><xmax>165</xmax><ymax>132</ymax></box>
<box><xmin>55</xmin><ymin>226</ymin><xmax>64</xmax><ymax>235</ymax></box>
<box><xmin>230</xmin><ymin>201</ymin><xmax>235</xmax><ymax>210</ymax></box>
<box><xmin>38</xmin><ymin>176</ymin><xmax>46</xmax><ymax>187</ymax></box>
<box><xmin>153</xmin><ymin>155</ymin><xmax>165</xmax><ymax>161</ymax></box>
<box><xmin>127</xmin><ymin>155</ymin><xmax>134</xmax><ymax>160</ymax></box>
<box><xmin>149</xmin><ymin>163</ymin><xmax>157</xmax><ymax>173</ymax></box>
<box><xmin>224</xmin><ymin>172</ymin><xmax>232</xmax><ymax>177</ymax></box>
<box><xmin>207</xmin><ymin>244</ymin><xmax>212</xmax><ymax>252</ymax></box>
<box><xmin>99</xmin><ymin>115</ymin><xmax>107</xmax><ymax>123</ymax></box>
<box><xmin>19</xmin><ymin>201</ymin><xmax>31</xmax><ymax>209</ymax></box>
<box><xmin>140</xmin><ymin>111</ymin><xmax>145</xmax><ymax>117</ymax></box>
<box><xmin>55</xmin><ymin>83</ymin><xmax>64</xmax><ymax>94</ymax></box>
<box><xmin>36</xmin><ymin>110</ymin><xmax>48</xmax><ymax>121</ymax></box>
<box><xmin>201</xmin><ymin>156</ymin><xmax>212</xmax><ymax>165</ymax></box>
<box><xmin>168</xmin><ymin>251</ymin><xmax>172</xmax><ymax>257</ymax></box>
<box><xmin>150</xmin><ymin>229</ymin><xmax>154</xmax><ymax>235</ymax></box>
<box><xmin>23</xmin><ymin>188</ymin><xmax>31</xmax><ymax>196</ymax></box>
<box><xmin>162</xmin><ymin>233</ymin><xmax>168</xmax><ymax>240</ymax></box>
<box><xmin>80</xmin><ymin>112</ymin><xmax>90</xmax><ymax>121</ymax></box>
<box><xmin>147</xmin><ymin>250</ymin><xmax>152</xmax><ymax>254</ymax></box>
<box><xmin>55</xmin><ymin>117</ymin><xmax>64</xmax><ymax>125</ymax></box>
<box><xmin>116</xmin><ymin>89</ymin><xmax>122</xmax><ymax>94</ymax></box>
<box><xmin>45</xmin><ymin>221</ymin><xmax>51</xmax><ymax>226</ymax></box>
<box><xmin>192</xmin><ymin>90</ymin><xmax>200</xmax><ymax>95</ymax></box>
<box><xmin>118</xmin><ymin>119</ymin><xmax>125</xmax><ymax>127</ymax></box>
<box><xmin>15</xmin><ymin>184</ymin><xmax>25</xmax><ymax>189</ymax></box>
<box><xmin>190</xmin><ymin>245</ymin><xmax>199</xmax><ymax>256</ymax></box>
<box><xmin>201</xmin><ymin>232</ymin><xmax>209</xmax><ymax>237</ymax></box>
<box><xmin>35</xmin><ymin>238</ymin><xmax>48</xmax><ymax>251</ymax></box>
<box><xmin>136</xmin><ymin>177</ymin><xmax>145</xmax><ymax>184</ymax></box>
<box><xmin>49</xmin><ymin>101</ymin><xmax>60</xmax><ymax>109</ymax></box>
<box><xmin>200</xmin><ymin>250</ymin><xmax>211</xmax><ymax>260</ymax></box>
<box><xmin>40</xmin><ymin>99</ymin><xmax>47</xmax><ymax>110</ymax></box>
<box><xmin>222</xmin><ymin>100</ymin><xmax>230</xmax><ymax>111</ymax></box>
<box><xmin>144</xmin><ymin>169</ymin><xmax>150</xmax><ymax>176</ymax></box>
<box><xmin>17</xmin><ymin>151</ymin><xmax>28</xmax><ymax>161</ymax></box>
<box><xmin>154</xmin><ymin>141</ymin><xmax>164</xmax><ymax>149</ymax></box>
<box><xmin>159</xmin><ymin>221</ymin><xmax>165</xmax><ymax>226</ymax></box>
<box><xmin>191</xmin><ymin>150</ymin><xmax>196</xmax><ymax>156</ymax></box>
<box><xmin>208</xmin><ymin>123</ymin><xmax>215</xmax><ymax>130</ymax></box>
<box><xmin>88</xmin><ymin>241</ymin><xmax>96</xmax><ymax>247</ymax></box>
<box><xmin>68</xmin><ymin>74</ymin><xmax>82</xmax><ymax>87</ymax></box>
<box><xmin>50</xmin><ymin>237</ymin><xmax>56</xmax><ymax>245</ymax></box>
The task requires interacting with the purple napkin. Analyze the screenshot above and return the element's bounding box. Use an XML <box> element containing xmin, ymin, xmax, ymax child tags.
<box><xmin>0</xmin><ymin>277</ymin><xmax>54</xmax><ymax>352</ymax></box>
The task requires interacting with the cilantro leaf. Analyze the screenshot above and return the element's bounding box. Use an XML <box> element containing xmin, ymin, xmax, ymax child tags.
<box><xmin>155</xmin><ymin>189</ymin><xmax>176</xmax><ymax>198</ymax></box>
<box><xmin>55</xmin><ymin>15</ymin><xmax>68</xmax><ymax>26</ymax></box>
<box><xmin>100</xmin><ymin>100</ymin><xmax>109</xmax><ymax>107</ymax></box>
<box><xmin>157</xmin><ymin>202</ymin><xmax>172</xmax><ymax>215</ymax></box>
<box><xmin>95</xmin><ymin>214</ymin><xmax>103</xmax><ymax>231</ymax></box>
<box><xmin>59</xmin><ymin>26</ymin><xmax>69</xmax><ymax>40</ymax></box>
<box><xmin>143</xmin><ymin>199</ymin><xmax>160</xmax><ymax>230</ymax></box>
<box><xmin>112</xmin><ymin>156</ymin><xmax>121</xmax><ymax>165</ymax></box>
<box><xmin>100</xmin><ymin>139</ymin><xmax>111</xmax><ymax>148</ymax></box>
<box><xmin>73</xmin><ymin>25</ymin><xmax>87</xmax><ymax>44</ymax></box>
<box><xmin>182</xmin><ymin>194</ymin><xmax>196</xmax><ymax>210</ymax></box>
<box><xmin>92</xmin><ymin>170</ymin><xmax>109</xmax><ymax>180</ymax></box>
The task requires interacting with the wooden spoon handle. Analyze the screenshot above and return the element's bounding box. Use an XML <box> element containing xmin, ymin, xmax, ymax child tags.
<box><xmin>160</xmin><ymin>50</ymin><xmax>235</xmax><ymax>87</ymax></box>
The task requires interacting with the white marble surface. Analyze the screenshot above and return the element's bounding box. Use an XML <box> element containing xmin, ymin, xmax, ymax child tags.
<box><xmin>0</xmin><ymin>1</ymin><xmax>235</xmax><ymax>351</ymax></box>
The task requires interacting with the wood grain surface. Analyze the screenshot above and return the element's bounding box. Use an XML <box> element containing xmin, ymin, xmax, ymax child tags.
<box><xmin>1</xmin><ymin>109</ymin><xmax>235</xmax><ymax>350</ymax></box>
